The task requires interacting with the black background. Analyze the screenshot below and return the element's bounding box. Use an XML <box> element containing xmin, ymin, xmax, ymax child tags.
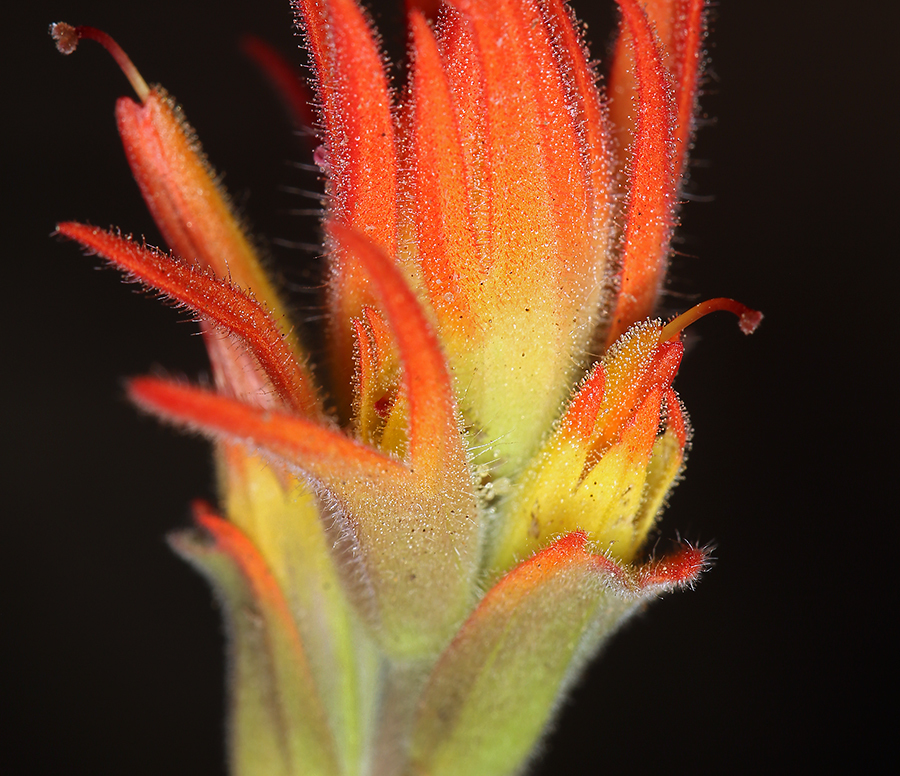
<box><xmin>5</xmin><ymin>1</ymin><xmax>894</xmax><ymax>773</ymax></box>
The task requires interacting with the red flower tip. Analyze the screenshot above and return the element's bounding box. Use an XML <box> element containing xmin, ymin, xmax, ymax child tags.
<box><xmin>606</xmin><ymin>0</ymin><xmax>677</xmax><ymax>345</ymax></box>
<box><xmin>127</xmin><ymin>375</ymin><xmax>406</xmax><ymax>485</ymax></box>
<box><xmin>174</xmin><ymin>500</ymin><xmax>302</xmax><ymax>640</ymax></box>
<box><xmin>486</xmin><ymin>530</ymin><xmax>704</xmax><ymax>602</ymax></box>
<box><xmin>637</xmin><ymin>543</ymin><xmax>709</xmax><ymax>591</ymax></box>
<box><xmin>292</xmin><ymin>0</ymin><xmax>399</xmax><ymax>397</ymax></box>
<box><xmin>559</xmin><ymin>322</ymin><xmax>685</xmax><ymax>466</ymax></box>
<box><xmin>405</xmin><ymin>0</ymin><xmax>441</xmax><ymax>21</ymax></box>
<box><xmin>561</xmin><ymin>366</ymin><xmax>606</xmax><ymax>442</ymax></box>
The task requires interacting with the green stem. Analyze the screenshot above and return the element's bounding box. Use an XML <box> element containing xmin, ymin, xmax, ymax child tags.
<box><xmin>370</xmin><ymin>658</ymin><xmax>432</xmax><ymax>776</ymax></box>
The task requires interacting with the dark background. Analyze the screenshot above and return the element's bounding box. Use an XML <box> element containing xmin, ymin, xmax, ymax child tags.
<box><xmin>5</xmin><ymin>1</ymin><xmax>894</xmax><ymax>773</ymax></box>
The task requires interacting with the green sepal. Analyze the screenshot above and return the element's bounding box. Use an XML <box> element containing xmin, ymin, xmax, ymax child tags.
<box><xmin>408</xmin><ymin>532</ymin><xmax>703</xmax><ymax>776</ymax></box>
<box><xmin>218</xmin><ymin>451</ymin><xmax>381</xmax><ymax>776</ymax></box>
<box><xmin>169</xmin><ymin>503</ymin><xmax>341</xmax><ymax>776</ymax></box>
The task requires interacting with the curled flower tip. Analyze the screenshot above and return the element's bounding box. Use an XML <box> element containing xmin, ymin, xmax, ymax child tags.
<box><xmin>659</xmin><ymin>297</ymin><xmax>764</xmax><ymax>343</ymax></box>
<box><xmin>49</xmin><ymin>22</ymin><xmax>149</xmax><ymax>102</ymax></box>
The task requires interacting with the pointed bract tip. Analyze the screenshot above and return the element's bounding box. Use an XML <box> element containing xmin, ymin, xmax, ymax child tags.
<box><xmin>638</xmin><ymin>544</ymin><xmax>709</xmax><ymax>591</ymax></box>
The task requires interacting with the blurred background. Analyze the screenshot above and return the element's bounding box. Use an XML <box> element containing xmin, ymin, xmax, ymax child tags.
<box><xmin>5</xmin><ymin>1</ymin><xmax>894</xmax><ymax>773</ymax></box>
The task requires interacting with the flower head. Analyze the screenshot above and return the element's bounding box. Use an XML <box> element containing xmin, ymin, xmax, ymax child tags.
<box><xmin>53</xmin><ymin>2</ymin><xmax>760</xmax><ymax>774</ymax></box>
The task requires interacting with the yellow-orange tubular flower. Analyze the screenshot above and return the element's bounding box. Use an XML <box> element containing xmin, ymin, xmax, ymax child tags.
<box><xmin>52</xmin><ymin>2</ymin><xmax>760</xmax><ymax>774</ymax></box>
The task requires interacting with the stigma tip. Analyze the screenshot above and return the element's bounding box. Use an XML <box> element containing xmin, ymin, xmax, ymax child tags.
<box><xmin>49</xmin><ymin>22</ymin><xmax>150</xmax><ymax>102</ymax></box>
<box><xmin>49</xmin><ymin>22</ymin><xmax>80</xmax><ymax>55</ymax></box>
<box><xmin>660</xmin><ymin>298</ymin><xmax>763</xmax><ymax>342</ymax></box>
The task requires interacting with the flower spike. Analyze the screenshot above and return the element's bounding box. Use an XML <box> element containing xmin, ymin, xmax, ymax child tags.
<box><xmin>54</xmin><ymin>3</ymin><xmax>761</xmax><ymax>773</ymax></box>
<box><xmin>407</xmin><ymin>8</ymin><xmax>478</xmax><ymax>340</ymax></box>
<box><xmin>540</xmin><ymin>0</ymin><xmax>615</xmax><ymax>239</ymax></box>
<box><xmin>668</xmin><ymin>0</ymin><xmax>708</xmax><ymax>183</ymax></box>
<box><xmin>607</xmin><ymin>0</ymin><xmax>706</xmax><ymax>177</ymax></box>
<box><xmin>114</xmin><ymin>97</ymin><xmax>292</xmax><ymax>328</ymax></box>
<box><xmin>297</xmin><ymin>0</ymin><xmax>398</xmax><ymax>246</ymax></box>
